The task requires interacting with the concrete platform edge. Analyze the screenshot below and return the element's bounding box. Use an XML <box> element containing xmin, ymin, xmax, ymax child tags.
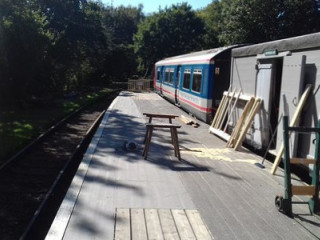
<box><xmin>45</xmin><ymin>96</ymin><xmax>119</xmax><ymax>240</ymax></box>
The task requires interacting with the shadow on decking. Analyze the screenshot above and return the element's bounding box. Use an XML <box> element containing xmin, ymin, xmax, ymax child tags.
<box><xmin>294</xmin><ymin>213</ymin><xmax>320</xmax><ymax>227</ymax></box>
<box><xmin>292</xmin><ymin>212</ymin><xmax>320</xmax><ymax>239</ymax></box>
<box><xmin>145</xmin><ymin>153</ymin><xmax>210</xmax><ymax>172</ymax></box>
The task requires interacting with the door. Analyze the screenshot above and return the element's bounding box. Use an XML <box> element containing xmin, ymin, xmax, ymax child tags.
<box><xmin>160</xmin><ymin>67</ymin><xmax>164</xmax><ymax>94</ymax></box>
<box><xmin>175</xmin><ymin>66</ymin><xmax>181</xmax><ymax>104</ymax></box>
<box><xmin>253</xmin><ymin>64</ymin><xmax>273</xmax><ymax>148</ymax></box>
<box><xmin>275</xmin><ymin>55</ymin><xmax>306</xmax><ymax>155</ymax></box>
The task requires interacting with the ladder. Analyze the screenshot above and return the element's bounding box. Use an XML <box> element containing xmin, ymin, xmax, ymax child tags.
<box><xmin>275</xmin><ymin>115</ymin><xmax>320</xmax><ymax>216</ymax></box>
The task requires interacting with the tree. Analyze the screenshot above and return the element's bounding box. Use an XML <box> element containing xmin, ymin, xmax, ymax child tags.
<box><xmin>134</xmin><ymin>3</ymin><xmax>206</xmax><ymax>76</ymax></box>
<box><xmin>207</xmin><ymin>0</ymin><xmax>320</xmax><ymax>45</ymax></box>
<box><xmin>104</xmin><ymin>5</ymin><xmax>144</xmax><ymax>46</ymax></box>
<box><xmin>38</xmin><ymin>0</ymin><xmax>112</xmax><ymax>92</ymax></box>
<box><xmin>197</xmin><ymin>0</ymin><xmax>222</xmax><ymax>48</ymax></box>
<box><xmin>103</xmin><ymin>5</ymin><xmax>144</xmax><ymax>80</ymax></box>
<box><xmin>278</xmin><ymin>0</ymin><xmax>320</xmax><ymax>39</ymax></box>
<box><xmin>0</xmin><ymin>0</ymin><xmax>53</xmax><ymax>105</ymax></box>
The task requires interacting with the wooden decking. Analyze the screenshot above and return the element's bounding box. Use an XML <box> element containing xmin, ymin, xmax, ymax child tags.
<box><xmin>46</xmin><ymin>91</ymin><xmax>320</xmax><ymax>240</ymax></box>
<box><xmin>114</xmin><ymin>208</ymin><xmax>212</xmax><ymax>240</ymax></box>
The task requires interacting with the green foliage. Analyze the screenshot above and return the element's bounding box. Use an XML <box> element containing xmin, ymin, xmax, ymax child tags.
<box><xmin>103</xmin><ymin>5</ymin><xmax>144</xmax><ymax>80</ymax></box>
<box><xmin>0</xmin><ymin>88</ymin><xmax>114</xmax><ymax>161</ymax></box>
<box><xmin>0</xmin><ymin>0</ymin><xmax>53</xmax><ymax>104</ymax></box>
<box><xmin>104</xmin><ymin>5</ymin><xmax>144</xmax><ymax>45</ymax></box>
<box><xmin>0</xmin><ymin>0</ymin><xmax>319</xmax><ymax>107</ymax></box>
<box><xmin>1</xmin><ymin>0</ymin><xmax>320</xmax><ymax>161</ymax></box>
<box><xmin>197</xmin><ymin>0</ymin><xmax>221</xmax><ymax>48</ymax></box>
<box><xmin>134</xmin><ymin>3</ymin><xmax>205</xmax><ymax>76</ymax></box>
<box><xmin>200</xmin><ymin>0</ymin><xmax>320</xmax><ymax>46</ymax></box>
<box><xmin>278</xmin><ymin>0</ymin><xmax>320</xmax><ymax>38</ymax></box>
<box><xmin>0</xmin><ymin>0</ymin><xmax>142</xmax><ymax>106</ymax></box>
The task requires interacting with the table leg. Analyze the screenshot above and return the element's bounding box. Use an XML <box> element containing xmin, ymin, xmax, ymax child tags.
<box><xmin>171</xmin><ymin>127</ymin><xmax>177</xmax><ymax>157</ymax></box>
<box><xmin>174</xmin><ymin>128</ymin><xmax>181</xmax><ymax>160</ymax></box>
<box><xmin>144</xmin><ymin>126</ymin><xmax>153</xmax><ymax>160</ymax></box>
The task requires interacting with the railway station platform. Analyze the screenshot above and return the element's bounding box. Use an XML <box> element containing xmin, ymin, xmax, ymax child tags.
<box><xmin>46</xmin><ymin>91</ymin><xmax>320</xmax><ymax>240</ymax></box>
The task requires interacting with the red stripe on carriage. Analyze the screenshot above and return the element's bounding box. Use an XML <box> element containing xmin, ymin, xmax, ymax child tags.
<box><xmin>155</xmin><ymin>86</ymin><xmax>212</xmax><ymax>113</ymax></box>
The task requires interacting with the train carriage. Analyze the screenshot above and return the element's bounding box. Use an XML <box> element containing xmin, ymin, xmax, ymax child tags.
<box><xmin>154</xmin><ymin>46</ymin><xmax>238</xmax><ymax>122</ymax></box>
<box><xmin>229</xmin><ymin>32</ymin><xmax>320</xmax><ymax>157</ymax></box>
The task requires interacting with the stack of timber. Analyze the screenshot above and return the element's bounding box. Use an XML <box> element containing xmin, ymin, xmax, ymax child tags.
<box><xmin>180</xmin><ymin>115</ymin><xmax>199</xmax><ymax>128</ymax></box>
<box><xmin>209</xmin><ymin>87</ymin><xmax>263</xmax><ymax>151</ymax></box>
<box><xmin>209</xmin><ymin>88</ymin><xmax>241</xmax><ymax>141</ymax></box>
<box><xmin>226</xmin><ymin>97</ymin><xmax>262</xmax><ymax>150</ymax></box>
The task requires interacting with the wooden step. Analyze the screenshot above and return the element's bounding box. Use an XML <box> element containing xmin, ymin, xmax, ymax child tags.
<box><xmin>290</xmin><ymin>158</ymin><xmax>316</xmax><ymax>165</ymax></box>
<box><xmin>114</xmin><ymin>208</ymin><xmax>213</xmax><ymax>240</ymax></box>
<box><xmin>291</xmin><ymin>185</ymin><xmax>316</xmax><ymax>196</ymax></box>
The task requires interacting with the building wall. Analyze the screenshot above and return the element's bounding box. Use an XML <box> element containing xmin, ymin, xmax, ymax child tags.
<box><xmin>229</xmin><ymin>49</ymin><xmax>320</xmax><ymax>159</ymax></box>
<box><xmin>230</xmin><ymin>56</ymin><xmax>257</xmax><ymax>95</ymax></box>
<box><xmin>293</xmin><ymin>50</ymin><xmax>320</xmax><ymax>159</ymax></box>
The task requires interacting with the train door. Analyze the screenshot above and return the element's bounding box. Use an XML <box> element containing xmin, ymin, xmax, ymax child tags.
<box><xmin>175</xmin><ymin>66</ymin><xmax>181</xmax><ymax>104</ymax></box>
<box><xmin>253</xmin><ymin>58</ymin><xmax>283</xmax><ymax>149</ymax></box>
<box><xmin>253</xmin><ymin>64</ymin><xmax>274</xmax><ymax>148</ymax></box>
<box><xmin>155</xmin><ymin>67</ymin><xmax>161</xmax><ymax>93</ymax></box>
<box><xmin>160</xmin><ymin>66</ymin><xmax>164</xmax><ymax>94</ymax></box>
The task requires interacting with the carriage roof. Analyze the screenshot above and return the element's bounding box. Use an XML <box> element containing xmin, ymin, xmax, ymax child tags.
<box><xmin>232</xmin><ymin>32</ymin><xmax>320</xmax><ymax>57</ymax></box>
<box><xmin>155</xmin><ymin>46</ymin><xmax>236</xmax><ymax>66</ymax></box>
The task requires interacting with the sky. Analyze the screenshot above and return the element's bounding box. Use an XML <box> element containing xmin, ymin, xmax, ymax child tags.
<box><xmin>101</xmin><ymin>0</ymin><xmax>212</xmax><ymax>14</ymax></box>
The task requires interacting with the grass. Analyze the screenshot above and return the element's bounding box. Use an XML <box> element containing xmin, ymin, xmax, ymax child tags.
<box><xmin>0</xmin><ymin>88</ymin><xmax>115</xmax><ymax>163</ymax></box>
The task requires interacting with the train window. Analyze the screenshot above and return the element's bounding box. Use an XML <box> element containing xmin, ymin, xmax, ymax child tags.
<box><xmin>183</xmin><ymin>69</ymin><xmax>191</xmax><ymax>89</ymax></box>
<box><xmin>164</xmin><ymin>69</ymin><xmax>170</xmax><ymax>82</ymax></box>
<box><xmin>164</xmin><ymin>68</ymin><xmax>174</xmax><ymax>84</ymax></box>
<box><xmin>156</xmin><ymin>69</ymin><xmax>160</xmax><ymax>81</ymax></box>
<box><xmin>192</xmin><ymin>69</ymin><xmax>202</xmax><ymax>93</ymax></box>
<box><xmin>169</xmin><ymin>69</ymin><xmax>174</xmax><ymax>84</ymax></box>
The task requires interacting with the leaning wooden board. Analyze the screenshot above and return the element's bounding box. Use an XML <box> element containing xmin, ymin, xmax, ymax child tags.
<box><xmin>270</xmin><ymin>84</ymin><xmax>313</xmax><ymax>175</ymax></box>
<box><xmin>234</xmin><ymin>99</ymin><xmax>262</xmax><ymax>151</ymax></box>
<box><xmin>227</xmin><ymin>97</ymin><xmax>254</xmax><ymax>148</ymax></box>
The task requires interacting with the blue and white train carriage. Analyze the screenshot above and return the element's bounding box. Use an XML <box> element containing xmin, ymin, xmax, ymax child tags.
<box><xmin>154</xmin><ymin>46</ymin><xmax>237</xmax><ymax>123</ymax></box>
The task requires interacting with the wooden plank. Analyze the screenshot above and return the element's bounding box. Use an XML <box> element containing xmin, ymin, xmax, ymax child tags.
<box><xmin>181</xmin><ymin>115</ymin><xmax>193</xmax><ymax>124</ymax></box>
<box><xmin>147</xmin><ymin>123</ymin><xmax>181</xmax><ymax>128</ymax></box>
<box><xmin>145</xmin><ymin>209</ymin><xmax>164</xmax><ymax>240</ymax></box>
<box><xmin>214</xmin><ymin>95</ymin><xmax>229</xmax><ymax>129</ymax></box>
<box><xmin>292</xmin><ymin>185</ymin><xmax>315</xmax><ymax>196</ymax></box>
<box><xmin>131</xmin><ymin>209</ymin><xmax>148</xmax><ymax>240</ymax></box>
<box><xmin>181</xmin><ymin>115</ymin><xmax>198</xmax><ymax>126</ymax></box>
<box><xmin>216</xmin><ymin>90</ymin><xmax>236</xmax><ymax>129</ymax></box>
<box><xmin>271</xmin><ymin>84</ymin><xmax>313</xmax><ymax>175</ymax></box>
<box><xmin>209</xmin><ymin>127</ymin><xmax>231</xmax><ymax>141</ymax></box>
<box><xmin>290</xmin><ymin>158</ymin><xmax>316</xmax><ymax>165</ymax></box>
<box><xmin>172</xmin><ymin>209</ymin><xmax>196</xmax><ymax>240</ymax></box>
<box><xmin>114</xmin><ymin>208</ymin><xmax>131</xmax><ymax>240</ymax></box>
<box><xmin>234</xmin><ymin>99</ymin><xmax>261</xmax><ymax>147</ymax></box>
<box><xmin>227</xmin><ymin>97</ymin><xmax>254</xmax><ymax>148</ymax></box>
<box><xmin>223</xmin><ymin>90</ymin><xmax>241</xmax><ymax>132</ymax></box>
<box><xmin>210</xmin><ymin>88</ymin><xmax>229</xmax><ymax>129</ymax></box>
<box><xmin>158</xmin><ymin>209</ymin><xmax>180</xmax><ymax>240</ymax></box>
<box><xmin>225</xmin><ymin>91</ymin><xmax>252</xmax><ymax>101</ymax></box>
<box><xmin>185</xmin><ymin>210</ymin><xmax>213</xmax><ymax>240</ymax></box>
<box><xmin>234</xmin><ymin>99</ymin><xmax>262</xmax><ymax>150</ymax></box>
<box><xmin>210</xmin><ymin>95</ymin><xmax>225</xmax><ymax>128</ymax></box>
<box><xmin>143</xmin><ymin>113</ymin><xmax>179</xmax><ymax>119</ymax></box>
<box><xmin>218</xmin><ymin>89</ymin><xmax>238</xmax><ymax>130</ymax></box>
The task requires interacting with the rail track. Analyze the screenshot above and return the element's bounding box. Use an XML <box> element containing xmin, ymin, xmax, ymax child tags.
<box><xmin>0</xmin><ymin>91</ymin><xmax>119</xmax><ymax>240</ymax></box>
